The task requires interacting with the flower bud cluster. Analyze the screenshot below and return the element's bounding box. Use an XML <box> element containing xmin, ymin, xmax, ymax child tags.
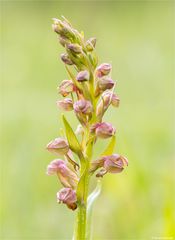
<box><xmin>46</xmin><ymin>17</ymin><xmax>128</xmax><ymax>211</ymax></box>
<box><xmin>52</xmin><ymin>17</ymin><xmax>98</xmax><ymax>71</ymax></box>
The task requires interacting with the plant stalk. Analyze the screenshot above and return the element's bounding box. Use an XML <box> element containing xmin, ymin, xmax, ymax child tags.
<box><xmin>74</xmin><ymin>174</ymin><xmax>90</xmax><ymax>240</ymax></box>
<box><xmin>74</xmin><ymin>51</ymin><xmax>96</xmax><ymax>240</ymax></box>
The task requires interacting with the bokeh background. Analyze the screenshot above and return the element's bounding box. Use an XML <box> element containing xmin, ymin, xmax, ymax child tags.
<box><xmin>1</xmin><ymin>1</ymin><xmax>174</xmax><ymax>239</ymax></box>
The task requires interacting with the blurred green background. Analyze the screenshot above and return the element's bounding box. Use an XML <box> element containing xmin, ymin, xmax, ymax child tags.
<box><xmin>1</xmin><ymin>1</ymin><xmax>174</xmax><ymax>239</ymax></box>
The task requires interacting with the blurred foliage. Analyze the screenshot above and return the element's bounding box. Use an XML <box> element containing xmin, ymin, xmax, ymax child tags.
<box><xmin>1</xmin><ymin>1</ymin><xmax>174</xmax><ymax>239</ymax></box>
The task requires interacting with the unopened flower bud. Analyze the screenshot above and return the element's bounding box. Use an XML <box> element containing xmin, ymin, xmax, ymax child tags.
<box><xmin>58</xmin><ymin>36</ymin><xmax>70</xmax><ymax>47</ymax></box>
<box><xmin>103</xmin><ymin>154</ymin><xmax>128</xmax><ymax>173</ymax></box>
<box><xmin>58</xmin><ymin>80</ymin><xmax>75</xmax><ymax>97</ymax></box>
<box><xmin>52</xmin><ymin>19</ymin><xmax>63</xmax><ymax>34</ymax></box>
<box><xmin>97</xmin><ymin>76</ymin><xmax>115</xmax><ymax>91</ymax></box>
<box><xmin>96</xmin><ymin>63</ymin><xmax>112</xmax><ymax>77</ymax></box>
<box><xmin>57</xmin><ymin>188</ymin><xmax>77</xmax><ymax>210</ymax></box>
<box><xmin>47</xmin><ymin>138</ymin><xmax>69</xmax><ymax>156</ymax></box>
<box><xmin>60</xmin><ymin>53</ymin><xmax>73</xmax><ymax>65</ymax></box>
<box><xmin>56</xmin><ymin>98</ymin><xmax>73</xmax><ymax>111</ymax></box>
<box><xmin>91</xmin><ymin>122</ymin><xmax>116</xmax><ymax>139</ymax></box>
<box><xmin>67</xmin><ymin>43</ymin><xmax>82</xmax><ymax>54</ymax></box>
<box><xmin>52</xmin><ymin>18</ymin><xmax>75</xmax><ymax>39</ymax></box>
<box><xmin>76</xmin><ymin>70</ymin><xmax>90</xmax><ymax>82</ymax></box>
<box><xmin>73</xmin><ymin>99</ymin><xmax>93</xmax><ymax>114</ymax></box>
<box><xmin>86</xmin><ymin>37</ymin><xmax>97</xmax><ymax>51</ymax></box>
<box><xmin>47</xmin><ymin>159</ymin><xmax>79</xmax><ymax>188</ymax></box>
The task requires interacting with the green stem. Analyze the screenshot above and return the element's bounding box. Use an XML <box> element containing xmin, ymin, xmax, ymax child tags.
<box><xmin>74</xmin><ymin>174</ymin><xmax>90</xmax><ymax>240</ymax></box>
<box><xmin>73</xmin><ymin>43</ymin><xmax>96</xmax><ymax>239</ymax></box>
<box><xmin>77</xmin><ymin>204</ymin><xmax>86</xmax><ymax>239</ymax></box>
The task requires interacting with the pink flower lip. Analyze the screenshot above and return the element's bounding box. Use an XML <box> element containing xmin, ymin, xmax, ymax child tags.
<box><xmin>57</xmin><ymin>188</ymin><xmax>77</xmax><ymax>210</ymax></box>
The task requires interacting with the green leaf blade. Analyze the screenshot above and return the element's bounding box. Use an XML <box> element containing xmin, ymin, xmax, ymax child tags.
<box><xmin>100</xmin><ymin>135</ymin><xmax>116</xmax><ymax>156</ymax></box>
<box><xmin>62</xmin><ymin>114</ymin><xmax>81</xmax><ymax>154</ymax></box>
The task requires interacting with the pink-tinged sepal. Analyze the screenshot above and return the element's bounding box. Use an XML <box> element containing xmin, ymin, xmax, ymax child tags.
<box><xmin>73</xmin><ymin>99</ymin><xmax>93</xmax><ymax>124</ymax></box>
<box><xmin>76</xmin><ymin>70</ymin><xmax>90</xmax><ymax>82</ymax></box>
<box><xmin>46</xmin><ymin>159</ymin><xmax>79</xmax><ymax>188</ymax></box>
<box><xmin>57</xmin><ymin>80</ymin><xmax>75</xmax><ymax>97</ymax></box>
<box><xmin>95</xmin><ymin>77</ymin><xmax>115</xmax><ymax>96</ymax></box>
<box><xmin>60</xmin><ymin>53</ymin><xmax>74</xmax><ymax>65</ymax></box>
<box><xmin>96</xmin><ymin>63</ymin><xmax>112</xmax><ymax>78</ymax></box>
<box><xmin>47</xmin><ymin>137</ymin><xmax>69</xmax><ymax>156</ymax></box>
<box><xmin>67</xmin><ymin>43</ymin><xmax>82</xmax><ymax>54</ymax></box>
<box><xmin>56</xmin><ymin>98</ymin><xmax>73</xmax><ymax>111</ymax></box>
<box><xmin>74</xmin><ymin>100</ymin><xmax>93</xmax><ymax>114</ymax></box>
<box><xmin>46</xmin><ymin>159</ymin><xmax>65</xmax><ymax>175</ymax></box>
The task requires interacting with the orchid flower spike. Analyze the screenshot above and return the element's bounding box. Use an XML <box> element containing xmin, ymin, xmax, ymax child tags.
<box><xmin>46</xmin><ymin>16</ymin><xmax>128</xmax><ymax>239</ymax></box>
